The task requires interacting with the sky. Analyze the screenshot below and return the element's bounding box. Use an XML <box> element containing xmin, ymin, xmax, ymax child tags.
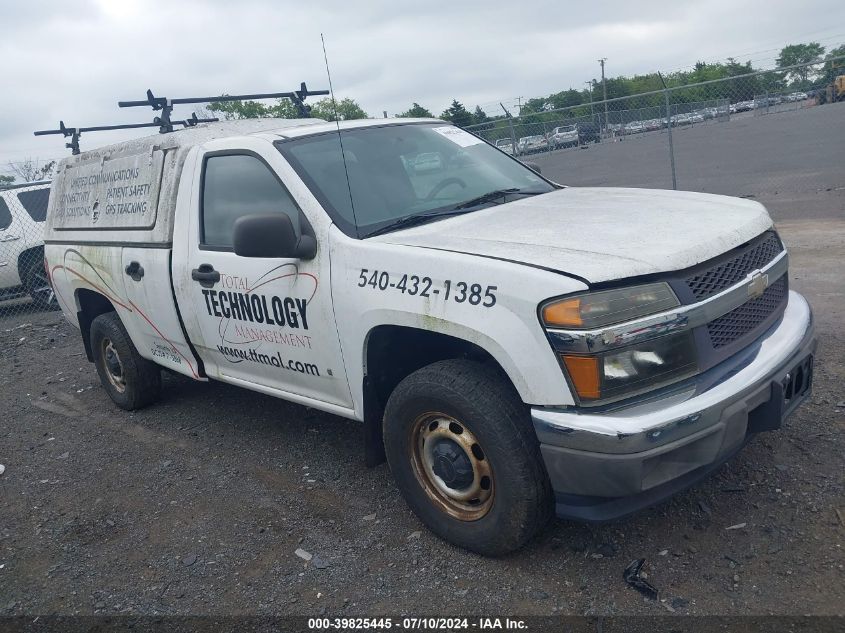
<box><xmin>2</xmin><ymin>0</ymin><xmax>843</xmax><ymax>175</ymax></box>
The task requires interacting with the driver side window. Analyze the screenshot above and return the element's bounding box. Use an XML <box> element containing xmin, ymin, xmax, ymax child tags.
<box><xmin>201</xmin><ymin>154</ymin><xmax>300</xmax><ymax>249</ymax></box>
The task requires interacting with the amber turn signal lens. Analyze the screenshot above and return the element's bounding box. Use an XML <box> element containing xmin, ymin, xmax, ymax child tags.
<box><xmin>562</xmin><ymin>355</ymin><xmax>600</xmax><ymax>400</ymax></box>
<box><xmin>543</xmin><ymin>298</ymin><xmax>583</xmax><ymax>327</ymax></box>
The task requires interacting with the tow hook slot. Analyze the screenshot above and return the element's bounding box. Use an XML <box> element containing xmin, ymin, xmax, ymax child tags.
<box><xmin>782</xmin><ymin>356</ymin><xmax>813</xmax><ymax>405</ymax></box>
<box><xmin>747</xmin><ymin>355</ymin><xmax>813</xmax><ymax>434</ymax></box>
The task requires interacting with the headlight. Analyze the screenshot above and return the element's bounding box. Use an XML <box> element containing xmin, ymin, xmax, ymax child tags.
<box><xmin>542</xmin><ymin>282</ymin><xmax>679</xmax><ymax>329</ymax></box>
<box><xmin>560</xmin><ymin>332</ymin><xmax>699</xmax><ymax>403</ymax></box>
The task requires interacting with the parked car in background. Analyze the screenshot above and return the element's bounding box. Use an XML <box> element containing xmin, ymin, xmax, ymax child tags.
<box><xmin>0</xmin><ymin>181</ymin><xmax>56</xmax><ymax>310</ymax></box>
<box><xmin>494</xmin><ymin>138</ymin><xmax>514</xmax><ymax>155</ymax></box>
<box><xmin>643</xmin><ymin>119</ymin><xmax>663</xmax><ymax>132</ymax></box>
<box><xmin>517</xmin><ymin>135</ymin><xmax>548</xmax><ymax>155</ymax></box>
<box><xmin>624</xmin><ymin>121</ymin><xmax>645</xmax><ymax>135</ymax></box>
<box><xmin>550</xmin><ymin>125</ymin><xmax>578</xmax><ymax>148</ymax></box>
<box><xmin>576</xmin><ymin>121</ymin><xmax>601</xmax><ymax>143</ymax></box>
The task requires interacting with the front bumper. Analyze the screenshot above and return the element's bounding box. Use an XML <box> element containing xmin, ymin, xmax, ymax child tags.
<box><xmin>532</xmin><ymin>290</ymin><xmax>816</xmax><ymax>521</ymax></box>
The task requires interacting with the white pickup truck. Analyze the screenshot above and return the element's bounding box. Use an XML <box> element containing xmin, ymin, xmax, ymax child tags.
<box><xmin>44</xmin><ymin>117</ymin><xmax>815</xmax><ymax>555</ymax></box>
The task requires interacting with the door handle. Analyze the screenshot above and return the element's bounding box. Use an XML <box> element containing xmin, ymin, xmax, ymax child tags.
<box><xmin>191</xmin><ymin>263</ymin><xmax>220</xmax><ymax>288</ymax></box>
<box><xmin>0</xmin><ymin>235</ymin><xmax>20</xmax><ymax>242</ymax></box>
<box><xmin>125</xmin><ymin>261</ymin><xmax>144</xmax><ymax>282</ymax></box>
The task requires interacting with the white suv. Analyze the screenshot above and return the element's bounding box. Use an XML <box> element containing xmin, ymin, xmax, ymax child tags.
<box><xmin>0</xmin><ymin>181</ymin><xmax>56</xmax><ymax>309</ymax></box>
<box><xmin>550</xmin><ymin>125</ymin><xmax>578</xmax><ymax>148</ymax></box>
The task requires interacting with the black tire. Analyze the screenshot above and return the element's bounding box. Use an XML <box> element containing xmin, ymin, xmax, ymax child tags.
<box><xmin>90</xmin><ymin>312</ymin><xmax>161</xmax><ymax>410</ymax></box>
<box><xmin>383</xmin><ymin>359</ymin><xmax>553</xmax><ymax>556</ymax></box>
<box><xmin>23</xmin><ymin>257</ymin><xmax>59</xmax><ymax>311</ymax></box>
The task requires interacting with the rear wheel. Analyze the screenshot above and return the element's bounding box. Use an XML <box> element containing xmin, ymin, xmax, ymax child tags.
<box><xmin>383</xmin><ymin>359</ymin><xmax>553</xmax><ymax>556</ymax></box>
<box><xmin>90</xmin><ymin>312</ymin><xmax>161</xmax><ymax>410</ymax></box>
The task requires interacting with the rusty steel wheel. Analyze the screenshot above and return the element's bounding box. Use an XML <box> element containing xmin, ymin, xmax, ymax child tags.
<box><xmin>100</xmin><ymin>338</ymin><xmax>127</xmax><ymax>393</ymax></box>
<box><xmin>90</xmin><ymin>312</ymin><xmax>161</xmax><ymax>411</ymax></box>
<box><xmin>384</xmin><ymin>359</ymin><xmax>553</xmax><ymax>555</ymax></box>
<box><xmin>409</xmin><ymin>412</ymin><xmax>494</xmax><ymax>521</ymax></box>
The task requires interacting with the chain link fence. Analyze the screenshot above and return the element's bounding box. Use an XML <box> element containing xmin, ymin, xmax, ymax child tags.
<box><xmin>0</xmin><ymin>181</ymin><xmax>57</xmax><ymax>322</ymax></box>
<box><xmin>465</xmin><ymin>57</ymin><xmax>845</xmax><ymax>194</ymax></box>
<box><xmin>1</xmin><ymin>57</ymin><xmax>843</xmax><ymax>321</ymax></box>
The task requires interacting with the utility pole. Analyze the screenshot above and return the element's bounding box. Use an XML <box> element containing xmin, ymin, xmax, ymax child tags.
<box><xmin>599</xmin><ymin>58</ymin><xmax>608</xmax><ymax>131</ymax></box>
<box><xmin>500</xmin><ymin>102</ymin><xmax>517</xmax><ymax>155</ymax></box>
<box><xmin>585</xmin><ymin>80</ymin><xmax>594</xmax><ymax>118</ymax></box>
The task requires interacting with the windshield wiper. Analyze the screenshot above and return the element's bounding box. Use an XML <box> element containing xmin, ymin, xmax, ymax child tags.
<box><xmin>365</xmin><ymin>188</ymin><xmax>545</xmax><ymax>238</ymax></box>
<box><xmin>366</xmin><ymin>208</ymin><xmax>477</xmax><ymax>237</ymax></box>
<box><xmin>452</xmin><ymin>187</ymin><xmax>545</xmax><ymax>210</ymax></box>
<box><xmin>452</xmin><ymin>188</ymin><xmax>521</xmax><ymax>210</ymax></box>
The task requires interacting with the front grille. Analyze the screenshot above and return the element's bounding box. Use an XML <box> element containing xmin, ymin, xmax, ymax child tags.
<box><xmin>686</xmin><ymin>232</ymin><xmax>783</xmax><ymax>300</ymax></box>
<box><xmin>707</xmin><ymin>275</ymin><xmax>788</xmax><ymax>348</ymax></box>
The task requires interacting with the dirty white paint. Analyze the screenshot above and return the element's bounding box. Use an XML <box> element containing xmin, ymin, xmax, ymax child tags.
<box><xmin>49</xmin><ymin>152</ymin><xmax>164</xmax><ymax>230</ymax></box>
<box><xmin>373</xmin><ymin>187</ymin><xmax>774</xmax><ymax>283</ymax></box>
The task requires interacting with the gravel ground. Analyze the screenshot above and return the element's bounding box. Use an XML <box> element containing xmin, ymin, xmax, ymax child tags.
<box><xmin>0</xmin><ymin>104</ymin><xmax>843</xmax><ymax>619</ymax></box>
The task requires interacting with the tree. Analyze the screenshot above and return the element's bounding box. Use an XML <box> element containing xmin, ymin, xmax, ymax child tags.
<box><xmin>207</xmin><ymin>99</ymin><xmax>271</xmax><ymax>120</ymax></box>
<box><xmin>8</xmin><ymin>158</ymin><xmax>55</xmax><ymax>182</ymax></box>
<box><xmin>268</xmin><ymin>99</ymin><xmax>301</xmax><ymax>119</ymax></box>
<box><xmin>777</xmin><ymin>43</ymin><xmax>826</xmax><ymax>85</ymax></box>
<box><xmin>309</xmin><ymin>98</ymin><xmax>368</xmax><ymax>122</ymax></box>
<box><xmin>821</xmin><ymin>44</ymin><xmax>845</xmax><ymax>83</ymax></box>
<box><xmin>206</xmin><ymin>95</ymin><xmax>366</xmax><ymax>121</ymax></box>
<box><xmin>472</xmin><ymin>106</ymin><xmax>489</xmax><ymax>125</ymax></box>
<box><xmin>0</xmin><ymin>174</ymin><xmax>14</xmax><ymax>188</ymax></box>
<box><xmin>440</xmin><ymin>100</ymin><xmax>473</xmax><ymax>128</ymax></box>
<box><xmin>399</xmin><ymin>103</ymin><xmax>434</xmax><ymax>118</ymax></box>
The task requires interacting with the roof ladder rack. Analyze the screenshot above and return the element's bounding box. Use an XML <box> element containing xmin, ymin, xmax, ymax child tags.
<box><xmin>33</xmin><ymin>114</ymin><xmax>219</xmax><ymax>154</ymax></box>
<box><xmin>117</xmin><ymin>82</ymin><xmax>329</xmax><ymax>131</ymax></box>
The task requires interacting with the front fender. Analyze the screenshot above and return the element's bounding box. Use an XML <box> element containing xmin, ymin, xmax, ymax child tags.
<box><xmin>329</xmin><ymin>226</ymin><xmax>587</xmax><ymax>417</ymax></box>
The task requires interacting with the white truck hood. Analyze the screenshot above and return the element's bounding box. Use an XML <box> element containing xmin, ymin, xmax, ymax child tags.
<box><xmin>371</xmin><ymin>187</ymin><xmax>773</xmax><ymax>283</ymax></box>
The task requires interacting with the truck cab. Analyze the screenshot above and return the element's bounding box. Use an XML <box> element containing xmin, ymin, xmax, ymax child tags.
<box><xmin>44</xmin><ymin>117</ymin><xmax>815</xmax><ymax>555</ymax></box>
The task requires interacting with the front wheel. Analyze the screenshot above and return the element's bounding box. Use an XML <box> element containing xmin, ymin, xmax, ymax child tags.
<box><xmin>90</xmin><ymin>312</ymin><xmax>161</xmax><ymax>410</ymax></box>
<box><xmin>383</xmin><ymin>359</ymin><xmax>553</xmax><ymax>556</ymax></box>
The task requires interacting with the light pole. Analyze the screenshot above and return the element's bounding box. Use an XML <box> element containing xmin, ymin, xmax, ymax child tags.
<box><xmin>599</xmin><ymin>57</ymin><xmax>608</xmax><ymax>131</ymax></box>
<box><xmin>585</xmin><ymin>80</ymin><xmax>594</xmax><ymax>118</ymax></box>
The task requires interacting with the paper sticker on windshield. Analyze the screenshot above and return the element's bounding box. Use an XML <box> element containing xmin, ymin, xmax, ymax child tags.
<box><xmin>432</xmin><ymin>126</ymin><xmax>484</xmax><ymax>147</ymax></box>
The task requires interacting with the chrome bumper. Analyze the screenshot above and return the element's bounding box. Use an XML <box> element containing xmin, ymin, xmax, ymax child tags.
<box><xmin>532</xmin><ymin>290</ymin><xmax>816</xmax><ymax>519</ymax></box>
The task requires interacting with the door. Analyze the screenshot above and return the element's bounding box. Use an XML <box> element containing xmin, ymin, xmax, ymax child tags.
<box><xmin>172</xmin><ymin>140</ymin><xmax>352</xmax><ymax>408</ymax></box>
<box><xmin>0</xmin><ymin>195</ymin><xmax>22</xmax><ymax>288</ymax></box>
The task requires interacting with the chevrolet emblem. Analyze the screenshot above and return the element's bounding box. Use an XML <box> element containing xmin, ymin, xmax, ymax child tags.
<box><xmin>747</xmin><ymin>271</ymin><xmax>769</xmax><ymax>299</ymax></box>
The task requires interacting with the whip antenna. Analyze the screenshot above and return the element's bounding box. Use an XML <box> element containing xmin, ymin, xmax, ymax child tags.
<box><xmin>321</xmin><ymin>33</ymin><xmax>359</xmax><ymax>235</ymax></box>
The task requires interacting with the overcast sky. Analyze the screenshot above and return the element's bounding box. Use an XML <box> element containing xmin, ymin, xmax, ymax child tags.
<box><xmin>2</xmin><ymin>0</ymin><xmax>843</xmax><ymax>174</ymax></box>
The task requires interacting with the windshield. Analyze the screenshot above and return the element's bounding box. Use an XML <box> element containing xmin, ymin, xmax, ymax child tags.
<box><xmin>278</xmin><ymin>123</ymin><xmax>553</xmax><ymax>238</ymax></box>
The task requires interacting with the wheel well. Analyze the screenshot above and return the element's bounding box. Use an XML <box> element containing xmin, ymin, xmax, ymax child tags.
<box><xmin>366</xmin><ymin>326</ymin><xmax>509</xmax><ymax>409</ymax></box>
<box><xmin>76</xmin><ymin>289</ymin><xmax>116</xmax><ymax>362</ymax></box>
<box><xmin>361</xmin><ymin>325</ymin><xmax>516</xmax><ymax>467</ymax></box>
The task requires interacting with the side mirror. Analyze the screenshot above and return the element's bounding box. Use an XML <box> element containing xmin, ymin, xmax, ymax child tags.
<box><xmin>523</xmin><ymin>162</ymin><xmax>542</xmax><ymax>174</ymax></box>
<box><xmin>232</xmin><ymin>214</ymin><xmax>317</xmax><ymax>260</ymax></box>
